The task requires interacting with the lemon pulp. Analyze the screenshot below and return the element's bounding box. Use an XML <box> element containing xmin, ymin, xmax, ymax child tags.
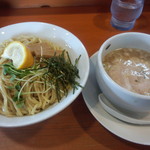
<box><xmin>1</xmin><ymin>41</ymin><xmax>34</xmax><ymax>69</ymax></box>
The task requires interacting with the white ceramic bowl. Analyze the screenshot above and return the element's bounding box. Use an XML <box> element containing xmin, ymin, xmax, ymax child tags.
<box><xmin>96</xmin><ymin>32</ymin><xmax>150</xmax><ymax>114</ymax></box>
<box><xmin>0</xmin><ymin>22</ymin><xmax>89</xmax><ymax>127</ymax></box>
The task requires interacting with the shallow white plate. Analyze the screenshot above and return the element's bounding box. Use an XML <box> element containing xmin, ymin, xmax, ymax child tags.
<box><xmin>0</xmin><ymin>22</ymin><xmax>89</xmax><ymax>127</ymax></box>
<box><xmin>82</xmin><ymin>52</ymin><xmax>150</xmax><ymax>145</ymax></box>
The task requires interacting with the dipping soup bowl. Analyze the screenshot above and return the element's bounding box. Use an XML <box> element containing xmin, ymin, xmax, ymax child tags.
<box><xmin>96</xmin><ymin>32</ymin><xmax>150</xmax><ymax>114</ymax></box>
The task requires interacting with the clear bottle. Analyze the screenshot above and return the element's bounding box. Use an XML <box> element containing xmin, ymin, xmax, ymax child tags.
<box><xmin>110</xmin><ymin>0</ymin><xmax>144</xmax><ymax>30</ymax></box>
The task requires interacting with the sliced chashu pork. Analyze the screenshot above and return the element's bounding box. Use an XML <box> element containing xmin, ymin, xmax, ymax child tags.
<box><xmin>27</xmin><ymin>42</ymin><xmax>62</xmax><ymax>58</ymax></box>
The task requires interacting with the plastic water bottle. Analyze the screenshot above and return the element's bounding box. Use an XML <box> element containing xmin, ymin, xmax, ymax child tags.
<box><xmin>110</xmin><ymin>0</ymin><xmax>144</xmax><ymax>31</ymax></box>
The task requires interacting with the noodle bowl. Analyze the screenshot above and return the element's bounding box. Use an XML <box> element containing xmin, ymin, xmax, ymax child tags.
<box><xmin>0</xmin><ymin>22</ymin><xmax>89</xmax><ymax>127</ymax></box>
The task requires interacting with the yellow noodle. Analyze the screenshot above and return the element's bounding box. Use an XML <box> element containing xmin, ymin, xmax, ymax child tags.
<box><xmin>0</xmin><ymin>35</ymin><xmax>69</xmax><ymax>117</ymax></box>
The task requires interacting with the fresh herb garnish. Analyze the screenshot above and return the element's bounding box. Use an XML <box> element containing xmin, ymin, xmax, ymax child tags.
<box><xmin>3</xmin><ymin>63</ymin><xmax>34</xmax><ymax>78</ymax></box>
<box><xmin>2</xmin><ymin>50</ymin><xmax>81</xmax><ymax>107</ymax></box>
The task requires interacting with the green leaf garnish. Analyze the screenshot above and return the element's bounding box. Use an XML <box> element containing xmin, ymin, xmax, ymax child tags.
<box><xmin>1</xmin><ymin>50</ymin><xmax>81</xmax><ymax>107</ymax></box>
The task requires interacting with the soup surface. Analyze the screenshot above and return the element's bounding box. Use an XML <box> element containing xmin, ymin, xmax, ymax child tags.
<box><xmin>103</xmin><ymin>48</ymin><xmax>150</xmax><ymax>96</ymax></box>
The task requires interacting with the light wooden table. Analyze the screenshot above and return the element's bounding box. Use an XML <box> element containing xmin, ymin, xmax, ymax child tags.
<box><xmin>0</xmin><ymin>5</ymin><xmax>150</xmax><ymax>150</ymax></box>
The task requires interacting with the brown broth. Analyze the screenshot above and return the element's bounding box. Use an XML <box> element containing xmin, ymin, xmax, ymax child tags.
<box><xmin>103</xmin><ymin>48</ymin><xmax>150</xmax><ymax>96</ymax></box>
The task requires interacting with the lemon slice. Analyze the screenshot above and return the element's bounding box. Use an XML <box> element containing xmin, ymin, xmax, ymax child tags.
<box><xmin>1</xmin><ymin>41</ymin><xmax>34</xmax><ymax>69</ymax></box>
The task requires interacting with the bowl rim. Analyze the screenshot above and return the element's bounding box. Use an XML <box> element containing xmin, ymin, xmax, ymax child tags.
<box><xmin>97</xmin><ymin>32</ymin><xmax>150</xmax><ymax>100</ymax></box>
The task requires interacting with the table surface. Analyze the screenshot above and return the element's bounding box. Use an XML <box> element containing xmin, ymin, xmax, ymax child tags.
<box><xmin>0</xmin><ymin>5</ymin><xmax>150</xmax><ymax>150</ymax></box>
